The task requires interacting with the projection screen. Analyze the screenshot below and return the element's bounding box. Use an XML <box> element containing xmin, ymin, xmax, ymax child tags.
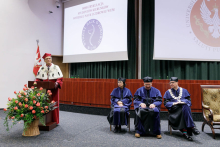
<box><xmin>154</xmin><ymin>0</ymin><xmax>220</xmax><ymax>61</ymax></box>
<box><xmin>63</xmin><ymin>0</ymin><xmax>128</xmax><ymax>63</ymax></box>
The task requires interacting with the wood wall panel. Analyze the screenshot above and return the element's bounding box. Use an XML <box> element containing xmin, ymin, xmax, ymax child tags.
<box><xmin>59</xmin><ymin>78</ymin><xmax>220</xmax><ymax>112</ymax></box>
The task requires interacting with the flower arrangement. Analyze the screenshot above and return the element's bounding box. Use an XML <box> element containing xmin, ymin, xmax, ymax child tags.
<box><xmin>3</xmin><ymin>82</ymin><xmax>56</xmax><ymax>132</ymax></box>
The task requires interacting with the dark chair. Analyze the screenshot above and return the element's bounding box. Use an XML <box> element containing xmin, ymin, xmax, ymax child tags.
<box><xmin>110</xmin><ymin>113</ymin><xmax>130</xmax><ymax>132</ymax></box>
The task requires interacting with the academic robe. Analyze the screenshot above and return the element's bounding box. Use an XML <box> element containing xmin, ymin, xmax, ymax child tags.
<box><xmin>134</xmin><ymin>86</ymin><xmax>162</xmax><ymax>135</ymax></box>
<box><xmin>107</xmin><ymin>87</ymin><xmax>133</xmax><ymax>125</ymax></box>
<box><xmin>163</xmin><ymin>87</ymin><xmax>194</xmax><ymax>134</ymax></box>
<box><xmin>35</xmin><ymin>63</ymin><xmax>63</xmax><ymax>125</ymax></box>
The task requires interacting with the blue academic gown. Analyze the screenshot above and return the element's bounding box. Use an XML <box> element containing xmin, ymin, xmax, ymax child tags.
<box><xmin>163</xmin><ymin>87</ymin><xmax>195</xmax><ymax>131</ymax></box>
<box><xmin>134</xmin><ymin>86</ymin><xmax>162</xmax><ymax>135</ymax></box>
<box><xmin>107</xmin><ymin>87</ymin><xmax>133</xmax><ymax>125</ymax></box>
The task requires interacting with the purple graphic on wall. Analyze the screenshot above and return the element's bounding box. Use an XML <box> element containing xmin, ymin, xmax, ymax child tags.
<box><xmin>82</xmin><ymin>19</ymin><xmax>103</xmax><ymax>50</ymax></box>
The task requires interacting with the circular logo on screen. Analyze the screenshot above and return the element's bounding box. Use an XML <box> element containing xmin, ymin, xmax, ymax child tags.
<box><xmin>186</xmin><ymin>0</ymin><xmax>220</xmax><ymax>51</ymax></box>
<box><xmin>82</xmin><ymin>19</ymin><xmax>103</xmax><ymax>50</ymax></box>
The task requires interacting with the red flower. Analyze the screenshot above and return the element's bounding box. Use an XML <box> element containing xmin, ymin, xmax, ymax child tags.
<box><xmin>41</xmin><ymin>110</ymin><xmax>45</xmax><ymax>113</ymax></box>
<box><xmin>25</xmin><ymin>104</ymin><xmax>28</xmax><ymax>108</ymax></box>
<box><xmin>15</xmin><ymin>100</ymin><xmax>18</xmax><ymax>104</ymax></box>
<box><xmin>29</xmin><ymin>106</ymin><xmax>33</xmax><ymax>110</ymax></box>
<box><xmin>20</xmin><ymin>114</ymin><xmax>24</xmax><ymax>117</ymax></box>
<box><xmin>11</xmin><ymin>116</ymin><xmax>15</xmax><ymax>119</ymax></box>
<box><xmin>51</xmin><ymin>100</ymin><xmax>55</xmax><ymax>104</ymax></box>
<box><xmin>34</xmin><ymin>82</ymin><xmax>37</xmax><ymax>85</ymax></box>
<box><xmin>24</xmin><ymin>98</ymin><xmax>28</xmax><ymax>102</ymax></box>
<box><xmin>36</xmin><ymin>102</ymin><xmax>40</xmax><ymax>107</ymax></box>
<box><xmin>39</xmin><ymin>87</ymin><xmax>43</xmax><ymax>91</ymax></box>
<box><xmin>33</xmin><ymin>115</ymin><xmax>37</xmax><ymax>119</ymax></box>
<box><xmin>18</xmin><ymin>95</ymin><xmax>21</xmax><ymax>98</ymax></box>
<box><xmin>49</xmin><ymin>93</ymin><xmax>52</xmax><ymax>96</ymax></box>
<box><xmin>19</xmin><ymin>91</ymin><xmax>21</xmax><ymax>93</ymax></box>
<box><xmin>19</xmin><ymin>102</ymin><xmax>22</xmax><ymax>107</ymax></box>
<box><xmin>47</xmin><ymin>90</ymin><xmax>51</xmax><ymax>94</ymax></box>
<box><xmin>14</xmin><ymin>91</ymin><xmax>17</xmax><ymax>94</ymax></box>
<box><xmin>8</xmin><ymin>97</ymin><xmax>12</xmax><ymax>101</ymax></box>
<box><xmin>23</xmin><ymin>88</ymin><xmax>26</xmax><ymax>91</ymax></box>
<box><xmin>14</xmin><ymin>106</ymin><xmax>18</xmax><ymax>111</ymax></box>
<box><xmin>23</xmin><ymin>92</ymin><xmax>27</xmax><ymax>96</ymax></box>
<box><xmin>3</xmin><ymin>108</ymin><xmax>7</xmax><ymax>111</ymax></box>
<box><xmin>33</xmin><ymin>100</ymin><xmax>36</xmax><ymax>104</ymax></box>
<box><xmin>45</xmin><ymin>106</ymin><xmax>48</xmax><ymax>109</ymax></box>
<box><xmin>24</xmin><ymin>84</ymin><xmax>27</xmax><ymax>87</ymax></box>
<box><xmin>32</xmin><ymin>110</ymin><xmax>36</xmax><ymax>114</ymax></box>
<box><xmin>26</xmin><ymin>88</ymin><xmax>29</xmax><ymax>91</ymax></box>
<box><xmin>37</xmin><ymin>93</ymin><xmax>40</xmax><ymax>97</ymax></box>
<box><xmin>31</xmin><ymin>86</ymin><xmax>34</xmax><ymax>90</ymax></box>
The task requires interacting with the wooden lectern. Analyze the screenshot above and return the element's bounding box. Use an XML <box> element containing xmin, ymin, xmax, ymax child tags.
<box><xmin>28</xmin><ymin>81</ymin><xmax>57</xmax><ymax>131</ymax></box>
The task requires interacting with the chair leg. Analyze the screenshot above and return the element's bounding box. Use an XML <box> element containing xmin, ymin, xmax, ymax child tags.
<box><xmin>168</xmin><ymin>121</ymin><xmax>172</xmax><ymax>135</ymax></box>
<box><xmin>127</xmin><ymin>113</ymin><xmax>130</xmax><ymax>132</ymax></box>
<box><xmin>170</xmin><ymin>125</ymin><xmax>172</xmax><ymax>135</ymax></box>
<box><xmin>210</xmin><ymin>125</ymin><xmax>216</xmax><ymax>139</ymax></box>
<box><xmin>168</xmin><ymin>122</ymin><xmax>170</xmax><ymax>131</ymax></box>
<box><xmin>201</xmin><ymin>122</ymin><xmax>206</xmax><ymax>132</ymax></box>
<box><xmin>129</xmin><ymin>114</ymin><xmax>130</xmax><ymax>132</ymax></box>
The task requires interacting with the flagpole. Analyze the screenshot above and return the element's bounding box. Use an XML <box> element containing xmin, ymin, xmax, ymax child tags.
<box><xmin>36</xmin><ymin>39</ymin><xmax>39</xmax><ymax>46</ymax></box>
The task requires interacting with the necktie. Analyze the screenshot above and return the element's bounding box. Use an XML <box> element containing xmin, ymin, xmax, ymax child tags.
<box><xmin>120</xmin><ymin>89</ymin><xmax>123</xmax><ymax>100</ymax></box>
<box><xmin>47</xmin><ymin>67</ymin><xmax>50</xmax><ymax>80</ymax></box>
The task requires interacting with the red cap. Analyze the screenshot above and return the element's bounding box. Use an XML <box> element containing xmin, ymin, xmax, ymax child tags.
<box><xmin>42</xmin><ymin>53</ymin><xmax>51</xmax><ymax>59</ymax></box>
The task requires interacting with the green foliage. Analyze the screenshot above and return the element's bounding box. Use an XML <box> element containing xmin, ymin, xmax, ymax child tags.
<box><xmin>3</xmin><ymin>83</ymin><xmax>54</xmax><ymax>132</ymax></box>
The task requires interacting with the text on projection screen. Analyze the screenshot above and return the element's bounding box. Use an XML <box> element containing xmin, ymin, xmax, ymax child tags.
<box><xmin>63</xmin><ymin>0</ymin><xmax>128</xmax><ymax>63</ymax></box>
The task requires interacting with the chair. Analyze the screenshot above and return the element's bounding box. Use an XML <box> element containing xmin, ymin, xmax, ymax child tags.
<box><xmin>201</xmin><ymin>85</ymin><xmax>220</xmax><ymax>139</ymax></box>
<box><xmin>110</xmin><ymin>112</ymin><xmax>130</xmax><ymax>132</ymax></box>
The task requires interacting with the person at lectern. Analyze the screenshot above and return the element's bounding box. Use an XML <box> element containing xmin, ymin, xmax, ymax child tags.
<box><xmin>133</xmin><ymin>77</ymin><xmax>162</xmax><ymax>139</ymax></box>
<box><xmin>107</xmin><ymin>77</ymin><xmax>133</xmax><ymax>133</ymax></box>
<box><xmin>35</xmin><ymin>53</ymin><xmax>63</xmax><ymax>125</ymax></box>
<box><xmin>163</xmin><ymin>77</ymin><xmax>200</xmax><ymax>141</ymax></box>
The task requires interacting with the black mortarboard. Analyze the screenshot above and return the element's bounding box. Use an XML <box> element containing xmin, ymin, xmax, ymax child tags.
<box><xmin>143</xmin><ymin>76</ymin><xmax>153</xmax><ymax>82</ymax></box>
<box><xmin>118</xmin><ymin>77</ymin><xmax>126</xmax><ymax>82</ymax></box>
<box><xmin>170</xmin><ymin>77</ymin><xmax>178</xmax><ymax>82</ymax></box>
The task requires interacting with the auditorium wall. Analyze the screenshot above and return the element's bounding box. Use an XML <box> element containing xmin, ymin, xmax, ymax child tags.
<box><xmin>0</xmin><ymin>0</ymin><xmax>63</xmax><ymax>108</ymax></box>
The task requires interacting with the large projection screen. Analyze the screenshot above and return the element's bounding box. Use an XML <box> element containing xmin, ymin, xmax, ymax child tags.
<box><xmin>63</xmin><ymin>0</ymin><xmax>128</xmax><ymax>63</ymax></box>
<box><xmin>154</xmin><ymin>0</ymin><xmax>220</xmax><ymax>61</ymax></box>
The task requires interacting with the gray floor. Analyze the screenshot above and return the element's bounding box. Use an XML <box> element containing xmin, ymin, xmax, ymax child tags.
<box><xmin>0</xmin><ymin>110</ymin><xmax>220</xmax><ymax>147</ymax></box>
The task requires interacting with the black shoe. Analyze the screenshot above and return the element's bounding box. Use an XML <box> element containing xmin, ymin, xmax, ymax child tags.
<box><xmin>113</xmin><ymin>126</ymin><xmax>118</xmax><ymax>133</ymax></box>
<box><xmin>118</xmin><ymin>125</ymin><xmax>121</xmax><ymax>133</ymax></box>
<box><xmin>192</xmin><ymin>127</ymin><xmax>200</xmax><ymax>135</ymax></box>
<box><xmin>183</xmin><ymin>134</ymin><xmax>193</xmax><ymax>141</ymax></box>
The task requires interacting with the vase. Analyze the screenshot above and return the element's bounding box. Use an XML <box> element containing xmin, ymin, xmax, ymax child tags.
<box><xmin>22</xmin><ymin>119</ymin><xmax>40</xmax><ymax>136</ymax></box>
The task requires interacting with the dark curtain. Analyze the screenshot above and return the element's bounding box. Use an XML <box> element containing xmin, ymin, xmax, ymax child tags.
<box><xmin>141</xmin><ymin>0</ymin><xmax>220</xmax><ymax>80</ymax></box>
<box><xmin>70</xmin><ymin>0</ymin><xmax>136</xmax><ymax>79</ymax></box>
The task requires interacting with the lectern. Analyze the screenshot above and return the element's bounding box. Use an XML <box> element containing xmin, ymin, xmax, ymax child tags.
<box><xmin>28</xmin><ymin>81</ymin><xmax>57</xmax><ymax>131</ymax></box>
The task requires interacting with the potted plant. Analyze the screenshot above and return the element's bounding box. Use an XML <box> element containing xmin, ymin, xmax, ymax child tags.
<box><xmin>3</xmin><ymin>82</ymin><xmax>57</xmax><ymax>136</ymax></box>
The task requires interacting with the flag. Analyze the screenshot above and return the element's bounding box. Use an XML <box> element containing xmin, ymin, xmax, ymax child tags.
<box><xmin>33</xmin><ymin>45</ymin><xmax>42</xmax><ymax>76</ymax></box>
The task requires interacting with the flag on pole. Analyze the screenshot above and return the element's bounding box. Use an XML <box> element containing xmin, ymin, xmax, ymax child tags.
<box><xmin>33</xmin><ymin>45</ymin><xmax>42</xmax><ymax>76</ymax></box>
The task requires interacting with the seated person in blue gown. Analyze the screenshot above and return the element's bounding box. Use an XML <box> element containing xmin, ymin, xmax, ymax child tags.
<box><xmin>163</xmin><ymin>77</ymin><xmax>200</xmax><ymax>141</ymax></box>
<box><xmin>133</xmin><ymin>76</ymin><xmax>162</xmax><ymax>139</ymax></box>
<box><xmin>107</xmin><ymin>77</ymin><xmax>133</xmax><ymax>133</ymax></box>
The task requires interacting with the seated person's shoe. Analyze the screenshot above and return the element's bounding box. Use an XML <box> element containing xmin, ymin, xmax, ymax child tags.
<box><xmin>135</xmin><ymin>133</ymin><xmax>140</xmax><ymax>138</ymax></box>
<box><xmin>192</xmin><ymin>127</ymin><xmax>200</xmax><ymax>135</ymax></box>
<box><xmin>118</xmin><ymin>125</ymin><xmax>121</xmax><ymax>133</ymax></box>
<box><xmin>183</xmin><ymin>134</ymin><xmax>193</xmax><ymax>141</ymax></box>
<box><xmin>113</xmin><ymin>126</ymin><xmax>118</xmax><ymax>133</ymax></box>
<box><xmin>156</xmin><ymin>135</ymin><xmax>162</xmax><ymax>139</ymax></box>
